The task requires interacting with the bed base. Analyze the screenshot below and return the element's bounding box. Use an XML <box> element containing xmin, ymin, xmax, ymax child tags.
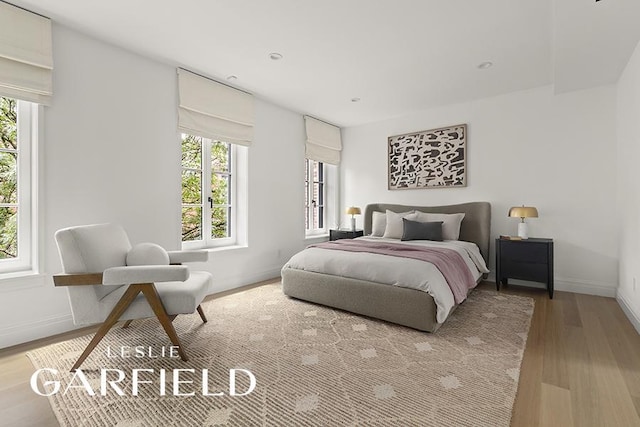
<box><xmin>282</xmin><ymin>268</ymin><xmax>443</xmax><ymax>332</ymax></box>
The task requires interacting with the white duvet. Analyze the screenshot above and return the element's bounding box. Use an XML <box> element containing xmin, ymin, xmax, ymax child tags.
<box><xmin>282</xmin><ymin>236</ymin><xmax>489</xmax><ymax>324</ymax></box>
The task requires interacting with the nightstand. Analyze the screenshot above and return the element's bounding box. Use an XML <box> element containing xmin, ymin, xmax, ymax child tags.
<box><xmin>495</xmin><ymin>237</ymin><xmax>554</xmax><ymax>298</ymax></box>
<box><xmin>329</xmin><ymin>229</ymin><xmax>364</xmax><ymax>241</ymax></box>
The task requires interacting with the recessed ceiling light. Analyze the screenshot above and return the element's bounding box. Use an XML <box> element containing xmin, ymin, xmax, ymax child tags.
<box><xmin>477</xmin><ymin>61</ymin><xmax>493</xmax><ymax>70</ymax></box>
<box><xmin>351</xmin><ymin>97</ymin><xmax>361</xmax><ymax>102</ymax></box>
<box><xmin>226</xmin><ymin>75</ymin><xmax>238</xmax><ymax>81</ymax></box>
<box><xmin>269</xmin><ymin>52</ymin><xmax>283</xmax><ymax>61</ymax></box>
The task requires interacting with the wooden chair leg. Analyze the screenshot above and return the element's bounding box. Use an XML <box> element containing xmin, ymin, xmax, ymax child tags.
<box><xmin>122</xmin><ymin>320</ymin><xmax>133</xmax><ymax>329</ymax></box>
<box><xmin>197</xmin><ymin>305</ymin><xmax>207</xmax><ymax>323</ymax></box>
<box><xmin>139</xmin><ymin>284</ymin><xmax>189</xmax><ymax>362</ymax></box>
<box><xmin>71</xmin><ymin>285</ymin><xmax>142</xmax><ymax>371</ymax></box>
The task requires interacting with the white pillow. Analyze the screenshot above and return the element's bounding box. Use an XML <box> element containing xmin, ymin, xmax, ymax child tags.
<box><xmin>414</xmin><ymin>212</ymin><xmax>465</xmax><ymax>240</ymax></box>
<box><xmin>382</xmin><ymin>210</ymin><xmax>417</xmax><ymax>239</ymax></box>
<box><xmin>371</xmin><ymin>211</ymin><xmax>386</xmax><ymax>237</ymax></box>
<box><xmin>126</xmin><ymin>243</ymin><xmax>170</xmax><ymax>266</ymax></box>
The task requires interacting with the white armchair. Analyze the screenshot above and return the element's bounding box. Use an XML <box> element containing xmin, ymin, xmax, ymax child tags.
<box><xmin>53</xmin><ymin>223</ymin><xmax>213</xmax><ymax>370</ymax></box>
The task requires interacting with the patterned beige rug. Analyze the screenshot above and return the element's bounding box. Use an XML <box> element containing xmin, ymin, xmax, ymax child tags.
<box><xmin>27</xmin><ymin>283</ymin><xmax>533</xmax><ymax>426</ymax></box>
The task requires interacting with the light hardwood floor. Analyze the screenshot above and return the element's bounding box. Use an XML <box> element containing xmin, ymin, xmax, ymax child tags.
<box><xmin>1</xmin><ymin>280</ymin><xmax>639</xmax><ymax>427</ymax></box>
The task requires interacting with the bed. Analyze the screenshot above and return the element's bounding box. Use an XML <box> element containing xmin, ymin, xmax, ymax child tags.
<box><xmin>281</xmin><ymin>202</ymin><xmax>491</xmax><ymax>332</ymax></box>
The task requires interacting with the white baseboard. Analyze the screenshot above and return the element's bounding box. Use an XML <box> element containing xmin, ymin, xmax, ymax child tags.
<box><xmin>616</xmin><ymin>291</ymin><xmax>640</xmax><ymax>335</ymax></box>
<box><xmin>211</xmin><ymin>267</ymin><xmax>282</xmax><ymax>294</ymax></box>
<box><xmin>0</xmin><ymin>313</ymin><xmax>76</xmax><ymax>349</ymax></box>
<box><xmin>487</xmin><ymin>273</ymin><xmax>616</xmax><ymax>297</ymax></box>
<box><xmin>555</xmin><ymin>277</ymin><xmax>616</xmax><ymax>297</ymax></box>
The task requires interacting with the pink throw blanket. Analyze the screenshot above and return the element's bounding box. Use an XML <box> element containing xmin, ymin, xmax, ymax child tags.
<box><xmin>310</xmin><ymin>240</ymin><xmax>476</xmax><ymax>304</ymax></box>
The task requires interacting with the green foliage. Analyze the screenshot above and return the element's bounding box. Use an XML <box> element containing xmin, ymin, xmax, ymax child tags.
<box><xmin>0</xmin><ymin>97</ymin><xmax>16</xmax><ymax>151</ymax></box>
<box><xmin>211</xmin><ymin>173</ymin><xmax>228</xmax><ymax>205</ymax></box>
<box><xmin>211</xmin><ymin>141</ymin><xmax>228</xmax><ymax>172</ymax></box>
<box><xmin>0</xmin><ymin>97</ymin><xmax>17</xmax><ymax>259</ymax></box>
<box><xmin>211</xmin><ymin>207</ymin><xmax>228</xmax><ymax>238</ymax></box>
<box><xmin>182</xmin><ymin>170</ymin><xmax>201</xmax><ymax>205</ymax></box>
<box><xmin>181</xmin><ymin>135</ymin><xmax>203</xmax><ymax>241</ymax></box>
<box><xmin>181</xmin><ymin>207</ymin><xmax>202</xmax><ymax>241</ymax></box>
<box><xmin>210</xmin><ymin>141</ymin><xmax>230</xmax><ymax>238</ymax></box>
<box><xmin>181</xmin><ymin>134</ymin><xmax>201</xmax><ymax>169</ymax></box>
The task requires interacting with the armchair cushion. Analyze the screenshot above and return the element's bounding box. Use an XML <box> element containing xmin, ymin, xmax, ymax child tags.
<box><xmin>100</xmin><ymin>271</ymin><xmax>214</xmax><ymax>320</ymax></box>
<box><xmin>103</xmin><ymin>265</ymin><xmax>189</xmax><ymax>285</ymax></box>
<box><xmin>126</xmin><ymin>243</ymin><xmax>170</xmax><ymax>266</ymax></box>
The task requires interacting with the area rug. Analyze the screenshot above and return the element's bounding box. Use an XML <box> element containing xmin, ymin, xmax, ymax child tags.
<box><xmin>27</xmin><ymin>283</ymin><xmax>534</xmax><ymax>426</ymax></box>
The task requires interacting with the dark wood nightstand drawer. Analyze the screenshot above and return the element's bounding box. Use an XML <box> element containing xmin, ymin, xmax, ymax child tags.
<box><xmin>330</xmin><ymin>229</ymin><xmax>364</xmax><ymax>241</ymax></box>
<box><xmin>500</xmin><ymin>240</ymin><xmax>548</xmax><ymax>263</ymax></box>
<box><xmin>500</xmin><ymin>260</ymin><xmax>549</xmax><ymax>283</ymax></box>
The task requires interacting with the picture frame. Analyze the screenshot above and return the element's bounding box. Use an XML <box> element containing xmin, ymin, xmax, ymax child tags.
<box><xmin>388</xmin><ymin>124</ymin><xmax>467</xmax><ymax>190</ymax></box>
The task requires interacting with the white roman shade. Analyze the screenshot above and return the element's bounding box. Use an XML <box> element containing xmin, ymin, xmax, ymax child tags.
<box><xmin>305</xmin><ymin>116</ymin><xmax>342</xmax><ymax>165</ymax></box>
<box><xmin>177</xmin><ymin>68</ymin><xmax>254</xmax><ymax>146</ymax></box>
<box><xmin>0</xmin><ymin>2</ymin><xmax>53</xmax><ymax>105</ymax></box>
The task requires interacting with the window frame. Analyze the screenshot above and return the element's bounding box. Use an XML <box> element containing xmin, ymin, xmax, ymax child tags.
<box><xmin>181</xmin><ymin>134</ymin><xmax>237</xmax><ymax>249</ymax></box>
<box><xmin>305</xmin><ymin>159</ymin><xmax>326</xmax><ymax>236</ymax></box>
<box><xmin>0</xmin><ymin>99</ymin><xmax>37</xmax><ymax>274</ymax></box>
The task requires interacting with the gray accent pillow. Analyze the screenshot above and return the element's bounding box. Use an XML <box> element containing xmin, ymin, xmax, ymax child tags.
<box><xmin>401</xmin><ymin>219</ymin><xmax>444</xmax><ymax>241</ymax></box>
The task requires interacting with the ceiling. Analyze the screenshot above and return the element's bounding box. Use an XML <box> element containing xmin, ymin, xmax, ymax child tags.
<box><xmin>11</xmin><ymin>0</ymin><xmax>640</xmax><ymax>127</ymax></box>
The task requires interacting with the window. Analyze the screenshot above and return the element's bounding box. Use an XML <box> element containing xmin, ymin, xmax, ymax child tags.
<box><xmin>305</xmin><ymin>159</ymin><xmax>325</xmax><ymax>233</ymax></box>
<box><xmin>0</xmin><ymin>97</ymin><xmax>36</xmax><ymax>273</ymax></box>
<box><xmin>181</xmin><ymin>134</ymin><xmax>234</xmax><ymax>247</ymax></box>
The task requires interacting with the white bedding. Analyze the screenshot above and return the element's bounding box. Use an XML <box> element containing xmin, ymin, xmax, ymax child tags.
<box><xmin>282</xmin><ymin>236</ymin><xmax>489</xmax><ymax>324</ymax></box>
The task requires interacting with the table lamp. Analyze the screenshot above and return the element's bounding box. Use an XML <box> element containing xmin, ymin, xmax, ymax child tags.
<box><xmin>346</xmin><ymin>206</ymin><xmax>361</xmax><ymax>231</ymax></box>
<box><xmin>508</xmin><ymin>205</ymin><xmax>538</xmax><ymax>239</ymax></box>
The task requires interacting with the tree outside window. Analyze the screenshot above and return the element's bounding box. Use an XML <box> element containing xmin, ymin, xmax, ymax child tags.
<box><xmin>0</xmin><ymin>97</ymin><xmax>18</xmax><ymax>259</ymax></box>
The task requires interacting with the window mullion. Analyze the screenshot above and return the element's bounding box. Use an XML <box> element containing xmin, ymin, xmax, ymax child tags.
<box><xmin>319</xmin><ymin>162</ymin><xmax>325</xmax><ymax>229</ymax></box>
<box><xmin>309</xmin><ymin>159</ymin><xmax>312</xmax><ymax>229</ymax></box>
<box><xmin>203</xmin><ymin>138</ymin><xmax>213</xmax><ymax>245</ymax></box>
<box><xmin>307</xmin><ymin>160</ymin><xmax>316</xmax><ymax>231</ymax></box>
<box><xmin>305</xmin><ymin>160</ymin><xmax>311</xmax><ymax>229</ymax></box>
<box><xmin>182</xmin><ymin>166</ymin><xmax>202</xmax><ymax>173</ymax></box>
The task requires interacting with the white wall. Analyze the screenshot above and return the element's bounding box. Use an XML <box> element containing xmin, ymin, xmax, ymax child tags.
<box><xmin>616</xmin><ymin>40</ymin><xmax>640</xmax><ymax>333</ymax></box>
<box><xmin>341</xmin><ymin>85</ymin><xmax>618</xmax><ymax>296</ymax></box>
<box><xmin>0</xmin><ymin>24</ymin><xmax>309</xmax><ymax>348</ymax></box>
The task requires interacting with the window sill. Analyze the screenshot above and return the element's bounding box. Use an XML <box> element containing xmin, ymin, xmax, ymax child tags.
<box><xmin>0</xmin><ymin>271</ymin><xmax>47</xmax><ymax>292</ymax></box>
<box><xmin>205</xmin><ymin>244</ymin><xmax>248</xmax><ymax>253</ymax></box>
<box><xmin>305</xmin><ymin>234</ymin><xmax>329</xmax><ymax>243</ymax></box>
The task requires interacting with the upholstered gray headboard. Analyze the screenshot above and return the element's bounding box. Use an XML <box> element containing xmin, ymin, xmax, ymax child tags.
<box><xmin>364</xmin><ymin>202</ymin><xmax>492</xmax><ymax>263</ymax></box>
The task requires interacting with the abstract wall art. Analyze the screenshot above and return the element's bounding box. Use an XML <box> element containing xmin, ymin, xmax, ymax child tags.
<box><xmin>388</xmin><ymin>124</ymin><xmax>467</xmax><ymax>189</ymax></box>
